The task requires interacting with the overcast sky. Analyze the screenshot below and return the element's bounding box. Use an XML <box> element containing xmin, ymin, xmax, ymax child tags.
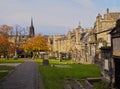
<box><xmin>0</xmin><ymin>0</ymin><xmax>120</xmax><ymax>35</ymax></box>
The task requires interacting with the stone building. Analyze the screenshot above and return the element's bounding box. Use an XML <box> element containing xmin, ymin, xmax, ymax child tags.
<box><xmin>48</xmin><ymin>23</ymin><xmax>94</xmax><ymax>63</ymax></box>
<box><xmin>92</xmin><ymin>9</ymin><xmax>120</xmax><ymax>64</ymax></box>
<box><xmin>79</xmin><ymin>29</ymin><xmax>93</xmax><ymax>63</ymax></box>
<box><xmin>48</xmin><ymin>9</ymin><xmax>120</xmax><ymax>64</ymax></box>
<box><xmin>92</xmin><ymin>9</ymin><xmax>120</xmax><ymax>88</ymax></box>
<box><xmin>8</xmin><ymin>19</ymin><xmax>35</xmax><ymax>57</ymax></box>
<box><xmin>9</xmin><ymin>18</ymin><xmax>35</xmax><ymax>43</ymax></box>
<box><xmin>94</xmin><ymin>8</ymin><xmax>120</xmax><ymax>48</ymax></box>
<box><xmin>48</xmin><ymin>23</ymin><xmax>82</xmax><ymax>61</ymax></box>
<box><xmin>110</xmin><ymin>19</ymin><xmax>120</xmax><ymax>88</ymax></box>
<box><xmin>100</xmin><ymin>19</ymin><xmax>120</xmax><ymax>89</ymax></box>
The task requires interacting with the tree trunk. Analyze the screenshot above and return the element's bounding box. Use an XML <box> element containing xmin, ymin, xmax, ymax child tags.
<box><xmin>32</xmin><ymin>52</ymin><xmax>35</xmax><ymax>59</ymax></box>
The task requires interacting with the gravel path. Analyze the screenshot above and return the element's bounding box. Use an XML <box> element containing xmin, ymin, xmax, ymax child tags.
<box><xmin>0</xmin><ymin>60</ymin><xmax>43</xmax><ymax>89</ymax></box>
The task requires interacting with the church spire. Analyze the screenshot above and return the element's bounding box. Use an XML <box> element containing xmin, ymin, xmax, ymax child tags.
<box><xmin>31</xmin><ymin>18</ymin><xmax>33</xmax><ymax>27</ymax></box>
<box><xmin>29</xmin><ymin>18</ymin><xmax>35</xmax><ymax>37</ymax></box>
<box><xmin>107</xmin><ymin>8</ymin><xmax>109</xmax><ymax>14</ymax></box>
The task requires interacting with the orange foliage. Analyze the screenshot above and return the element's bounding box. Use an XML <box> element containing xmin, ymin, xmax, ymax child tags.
<box><xmin>0</xmin><ymin>25</ymin><xmax>14</xmax><ymax>56</ymax></box>
<box><xmin>21</xmin><ymin>34</ymin><xmax>50</xmax><ymax>52</ymax></box>
<box><xmin>0</xmin><ymin>37</ymin><xmax>10</xmax><ymax>55</ymax></box>
<box><xmin>8</xmin><ymin>43</ymin><xmax>15</xmax><ymax>54</ymax></box>
<box><xmin>0</xmin><ymin>37</ymin><xmax>9</xmax><ymax>47</ymax></box>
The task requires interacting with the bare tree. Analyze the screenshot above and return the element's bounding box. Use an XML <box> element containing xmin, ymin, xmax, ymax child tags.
<box><xmin>0</xmin><ymin>25</ymin><xmax>13</xmax><ymax>37</ymax></box>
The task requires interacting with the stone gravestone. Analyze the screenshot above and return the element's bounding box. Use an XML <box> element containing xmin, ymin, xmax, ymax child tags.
<box><xmin>42</xmin><ymin>53</ymin><xmax>50</xmax><ymax>66</ymax></box>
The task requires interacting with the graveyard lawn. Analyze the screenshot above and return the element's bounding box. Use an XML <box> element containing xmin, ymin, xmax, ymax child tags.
<box><xmin>37</xmin><ymin>59</ymin><xmax>101</xmax><ymax>89</ymax></box>
<box><xmin>0</xmin><ymin>59</ymin><xmax>24</xmax><ymax>79</ymax></box>
<box><xmin>0</xmin><ymin>66</ymin><xmax>15</xmax><ymax>79</ymax></box>
<box><xmin>0</xmin><ymin>59</ymin><xmax>25</xmax><ymax>63</ymax></box>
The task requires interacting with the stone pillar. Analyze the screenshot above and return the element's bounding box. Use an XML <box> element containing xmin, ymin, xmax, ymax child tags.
<box><xmin>75</xmin><ymin>28</ymin><xmax>80</xmax><ymax>45</ymax></box>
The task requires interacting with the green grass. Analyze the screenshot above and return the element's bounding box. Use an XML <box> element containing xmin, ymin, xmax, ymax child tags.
<box><xmin>0</xmin><ymin>59</ymin><xmax>25</xmax><ymax>63</ymax></box>
<box><xmin>93</xmin><ymin>82</ymin><xmax>110</xmax><ymax>89</ymax></box>
<box><xmin>36</xmin><ymin>58</ymin><xmax>72</xmax><ymax>64</ymax></box>
<box><xmin>0</xmin><ymin>59</ymin><xmax>24</xmax><ymax>79</ymax></box>
<box><xmin>0</xmin><ymin>66</ymin><xmax>15</xmax><ymax>70</ymax></box>
<box><xmin>36</xmin><ymin>59</ymin><xmax>101</xmax><ymax>89</ymax></box>
<box><xmin>0</xmin><ymin>66</ymin><xmax>15</xmax><ymax>79</ymax></box>
<box><xmin>0</xmin><ymin>72</ymin><xmax>9</xmax><ymax>79</ymax></box>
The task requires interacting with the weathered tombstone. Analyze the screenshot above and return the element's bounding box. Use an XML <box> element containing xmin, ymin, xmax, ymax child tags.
<box><xmin>13</xmin><ymin>55</ymin><xmax>18</xmax><ymax>60</ymax></box>
<box><xmin>42</xmin><ymin>52</ymin><xmax>50</xmax><ymax>66</ymax></box>
<box><xmin>100</xmin><ymin>46</ymin><xmax>112</xmax><ymax>88</ymax></box>
<box><xmin>84</xmin><ymin>79</ymin><xmax>94</xmax><ymax>89</ymax></box>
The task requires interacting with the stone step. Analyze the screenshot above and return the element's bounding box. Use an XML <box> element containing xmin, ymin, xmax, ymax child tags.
<box><xmin>70</xmin><ymin>79</ymin><xmax>83</xmax><ymax>89</ymax></box>
<box><xmin>84</xmin><ymin>79</ymin><xmax>94</xmax><ymax>89</ymax></box>
<box><xmin>63</xmin><ymin>78</ymin><xmax>85</xmax><ymax>89</ymax></box>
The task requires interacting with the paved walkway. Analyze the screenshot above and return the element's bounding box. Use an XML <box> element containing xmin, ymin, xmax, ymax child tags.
<box><xmin>0</xmin><ymin>60</ymin><xmax>43</xmax><ymax>89</ymax></box>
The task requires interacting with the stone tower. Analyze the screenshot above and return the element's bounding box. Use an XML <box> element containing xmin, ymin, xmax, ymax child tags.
<box><xmin>75</xmin><ymin>22</ymin><xmax>81</xmax><ymax>44</ymax></box>
<box><xmin>29</xmin><ymin>18</ymin><xmax>35</xmax><ymax>37</ymax></box>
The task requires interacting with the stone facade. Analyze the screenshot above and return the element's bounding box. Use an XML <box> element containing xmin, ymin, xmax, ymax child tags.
<box><xmin>100</xmin><ymin>20</ymin><xmax>120</xmax><ymax>89</ymax></box>
<box><xmin>8</xmin><ymin>19</ymin><xmax>35</xmax><ymax>45</ymax></box>
<box><xmin>8</xmin><ymin>19</ymin><xmax>35</xmax><ymax>56</ymax></box>
<box><xmin>48</xmin><ymin>24</ymin><xmax>93</xmax><ymax>63</ymax></box>
<box><xmin>47</xmin><ymin>9</ymin><xmax>120</xmax><ymax>64</ymax></box>
<box><xmin>48</xmin><ymin>24</ymin><xmax>82</xmax><ymax>60</ymax></box>
<box><xmin>80</xmin><ymin>29</ymin><xmax>94</xmax><ymax>63</ymax></box>
<box><xmin>92</xmin><ymin>9</ymin><xmax>120</xmax><ymax>65</ymax></box>
<box><xmin>93</xmin><ymin>10</ymin><xmax>120</xmax><ymax>88</ymax></box>
<box><xmin>94</xmin><ymin>8</ymin><xmax>120</xmax><ymax>48</ymax></box>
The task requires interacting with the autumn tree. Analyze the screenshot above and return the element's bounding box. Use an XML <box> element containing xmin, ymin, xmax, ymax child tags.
<box><xmin>7</xmin><ymin>43</ymin><xmax>15</xmax><ymax>57</ymax></box>
<box><xmin>0</xmin><ymin>37</ymin><xmax>11</xmax><ymax>58</ymax></box>
<box><xmin>0</xmin><ymin>25</ymin><xmax>14</xmax><ymax>58</ymax></box>
<box><xmin>0</xmin><ymin>25</ymin><xmax>13</xmax><ymax>37</ymax></box>
<box><xmin>21</xmin><ymin>34</ymin><xmax>50</xmax><ymax>58</ymax></box>
<box><xmin>0</xmin><ymin>38</ymin><xmax>15</xmax><ymax>58</ymax></box>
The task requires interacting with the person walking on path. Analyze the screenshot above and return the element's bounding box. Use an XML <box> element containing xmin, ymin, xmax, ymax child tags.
<box><xmin>0</xmin><ymin>60</ymin><xmax>43</xmax><ymax>89</ymax></box>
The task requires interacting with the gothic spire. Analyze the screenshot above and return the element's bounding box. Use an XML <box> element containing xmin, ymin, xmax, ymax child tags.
<box><xmin>31</xmin><ymin>18</ymin><xmax>33</xmax><ymax>27</ymax></box>
<box><xmin>107</xmin><ymin>8</ymin><xmax>109</xmax><ymax>14</ymax></box>
<box><xmin>29</xmin><ymin>18</ymin><xmax>35</xmax><ymax>37</ymax></box>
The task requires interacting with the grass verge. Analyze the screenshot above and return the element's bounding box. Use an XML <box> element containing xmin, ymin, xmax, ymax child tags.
<box><xmin>0</xmin><ymin>66</ymin><xmax>15</xmax><ymax>79</ymax></box>
<box><xmin>36</xmin><ymin>59</ymin><xmax>101</xmax><ymax>89</ymax></box>
<box><xmin>0</xmin><ymin>59</ymin><xmax>25</xmax><ymax>63</ymax></box>
<box><xmin>0</xmin><ymin>59</ymin><xmax>24</xmax><ymax>79</ymax></box>
<box><xmin>93</xmin><ymin>82</ymin><xmax>110</xmax><ymax>89</ymax></box>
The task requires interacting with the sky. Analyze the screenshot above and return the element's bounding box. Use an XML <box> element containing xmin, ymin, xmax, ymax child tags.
<box><xmin>0</xmin><ymin>0</ymin><xmax>120</xmax><ymax>35</ymax></box>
